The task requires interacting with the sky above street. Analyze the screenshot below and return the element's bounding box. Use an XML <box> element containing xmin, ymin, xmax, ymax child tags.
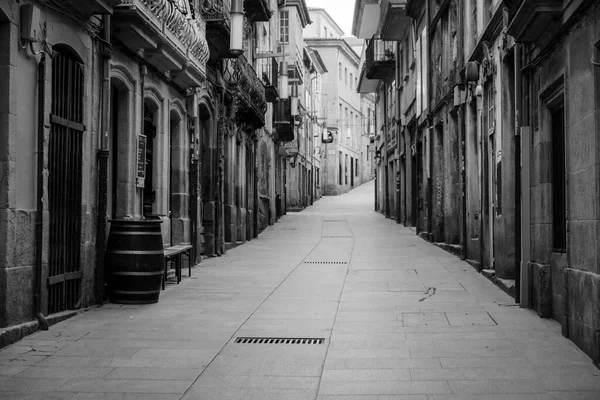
<box><xmin>306</xmin><ymin>0</ymin><xmax>356</xmax><ymax>36</ymax></box>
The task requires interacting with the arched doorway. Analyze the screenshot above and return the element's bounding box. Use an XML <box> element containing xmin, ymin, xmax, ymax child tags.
<box><xmin>47</xmin><ymin>45</ymin><xmax>84</xmax><ymax>314</ymax></box>
<box><xmin>108</xmin><ymin>80</ymin><xmax>132</xmax><ymax>219</ymax></box>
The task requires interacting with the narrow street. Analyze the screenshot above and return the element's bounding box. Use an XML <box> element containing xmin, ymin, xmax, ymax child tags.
<box><xmin>1</xmin><ymin>180</ymin><xmax>600</xmax><ymax>399</ymax></box>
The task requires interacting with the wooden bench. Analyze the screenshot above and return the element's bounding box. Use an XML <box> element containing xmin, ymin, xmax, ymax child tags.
<box><xmin>162</xmin><ymin>243</ymin><xmax>192</xmax><ymax>289</ymax></box>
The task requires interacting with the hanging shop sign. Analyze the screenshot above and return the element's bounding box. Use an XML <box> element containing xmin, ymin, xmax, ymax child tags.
<box><xmin>284</xmin><ymin>138</ymin><xmax>299</xmax><ymax>156</ymax></box>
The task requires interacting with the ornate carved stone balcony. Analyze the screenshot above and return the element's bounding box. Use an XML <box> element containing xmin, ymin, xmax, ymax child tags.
<box><xmin>224</xmin><ymin>55</ymin><xmax>267</xmax><ymax>129</ymax></box>
<box><xmin>112</xmin><ymin>0</ymin><xmax>210</xmax><ymax>87</ymax></box>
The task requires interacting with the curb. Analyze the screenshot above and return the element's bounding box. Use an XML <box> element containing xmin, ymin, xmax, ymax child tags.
<box><xmin>0</xmin><ymin>310</ymin><xmax>78</xmax><ymax>349</ymax></box>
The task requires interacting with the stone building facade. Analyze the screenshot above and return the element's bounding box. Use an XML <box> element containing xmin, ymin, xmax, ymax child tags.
<box><xmin>354</xmin><ymin>0</ymin><xmax>600</xmax><ymax>365</ymax></box>
<box><xmin>0</xmin><ymin>0</ymin><xmax>292</xmax><ymax>339</ymax></box>
<box><xmin>305</xmin><ymin>8</ymin><xmax>373</xmax><ymax>197</ymax></box>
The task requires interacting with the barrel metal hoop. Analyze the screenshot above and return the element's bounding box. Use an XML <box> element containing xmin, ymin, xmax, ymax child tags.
<box><xmin>109</xmin><ymin>231</ymin><xmax>163</xmax><ymax>236</ymax></box>
<box><xmin>111</xmin><ymin>271</ymin><xmax>164</xmax><ymax>276</ymax></box>
<box><xmin>112</xmin><ymin>289</ymin><xmax>162</xmax><ymax>294</ymax></box>
<box><xmin>106</xmin><ymin>250</ymin><xmax>165</xmax><ymax>255</ymax></box>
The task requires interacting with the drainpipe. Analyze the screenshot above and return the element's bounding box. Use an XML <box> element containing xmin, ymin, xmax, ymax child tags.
<box><xmin>476</xmin><ymin>82</ymin><xmax>484</xmax><ymax>270</ymax></box>
<box><xmin>95</xmin><ymin>14</ymin><xmax>111</xmax><ymax>303</ymax></box>
<box><xmin>458</xmin><ymin>0</ymin><xmax>467</xmax><ymax>259</ymax></box>
<box><xmin>514</xmin><ymin>43</ymin><xmax>522</xmax><ymax>304</ymax></box>
<box><xmin>395</xmin><ymin>41</ymin><xmax>401</xmax><ymax>224</ymax></box>
<box><xmin>426</xmin><ymin>0</ymin><xmax>433</xmax><ymax>240</ymax></box>
<box><xmin>35</xmin><ymin>53</ymin><xmax>49</xmax><ymax>330</ymax></box>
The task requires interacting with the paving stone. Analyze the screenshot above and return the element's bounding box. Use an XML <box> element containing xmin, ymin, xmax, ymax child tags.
<box><xmin>15</xmin><ymin>367</ymin><xmax>113</xmax><ymax>379</ymax></box>
<box><xmin>0</xmin><ymin>393</ymin><xmax>76</xmax><ymax>399</ymax></box>
<box><xmin>191</xmin><ymin>374</ymin><xmax>320</xmax><ymax>390</ymax></box>
<box><xmin>323</xmin><ymin>358</ymin><xmax>441</xmax><ymax>370</ymax></box>
<box><xmin>0</xmin><ymin>364</ymin><xmax>29</xmax><ymax>376</ymax></box>
<box><xmin>0</xmin><ymin>356</ymin><xmax>47</xmax><ymax>368</ymax></box>
<box><xmin>105</xmin><ymin>367</ymin><xmax>202</xmax><ymax>380</ymax></box>
<box><xmin>410</xmin><ymin>367</ymin><xmax>538</xmax><ymax>381</ymax></box>
<box><xmin>318</xmin><ymin>396</ymin><xmax>426</xmax><ymax>400</ymax></box>
<box><xmin>57</xmin><ymin>379</ymin><xmax>193</xmax><ymax>394</ymax></box>
<box><xmin>401</xmin><ymin>313</ymin><xmax>449</xmax><ymax>327</ymax></box>
<box><xmin>448</xmin><ymin>379</ymin><xmax>548</xmax><ymax>394</ymax></box>
<box><xmin>318</xmin><ymin>381</ymin><xmax>451</xmax><ymax>395</ymax></box>
<box><xmin>321</xmin><ymin>369</ymin><xmax>411</xmax><ymax>381</ymax></box>
<box><xmin>181</xmin><ymin>387</ymin><xmax>318</xmax><ymax>400</ymax></box>
<box><xmin>70</xmin><ymin>394</ymin><xmax>181</xmax><ymax>400</ymax></box>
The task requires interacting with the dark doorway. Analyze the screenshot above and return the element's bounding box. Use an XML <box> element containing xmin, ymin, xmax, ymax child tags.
<box><xmin>47</xmin><ymin>46</ymin><xmax>84</xmax><ymax>314</ymax></box>
<box><xmin>350</xmin><ymin>157</ymin><xmax>354</xmax><ymax>187</ymax></box>
<box><xmin>143</xmin><ymin>104</ymin><xmax>156</xmax><ymax>216</ymax></box>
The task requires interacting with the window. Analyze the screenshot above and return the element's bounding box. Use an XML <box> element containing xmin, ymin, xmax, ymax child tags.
<box><xmin>279</xmin><ymin>11</ymin><xmax>289</xmax><ymax>44</ymax></box>
<box><xmin>339</xmin><ymin>63</ymin><xmax>342</xmax><ymax>80</ymax></box>
<box><xmin>345</xmin><ymin>67</ymin><xmax>348</xmax><ymax>85</ymax></box>
<box><xmin>324</xmin><ymin>27</ymin><xmax>328</xmax><ymax>37</ymax></box>
<box><xmin>487</xmin><ymin>85</ymin><xmax>495</xmax><ymax>134</ymax></box>
<box><xmin>350</xmin><ymin>72</ymin><xmax>353</xmax><ymax>88</ymax></box>
<box><xmin>355</xmin><ymin>77</ymin><xmax>358</xmax><ymax>90</ymax></box>
<box><xmin>315</xmin><ymin>74</ymin><xmax>321</xmax><ymax>93</ymax></box>
<box><xmin>551</xmin><ymin>104</ymin><xmax>566</xmax><ymax>252</ymax></box>
<box><xmin>355</xmin><ymin>158</ymin><xmax>358</xmax><ymax>176</ymax></box>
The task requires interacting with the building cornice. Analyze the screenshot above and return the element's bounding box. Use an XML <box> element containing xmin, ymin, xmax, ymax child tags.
<box><xmin>284</xmin><ymin>0</ymin><xmax>312</xmax><ymax>27</ymax></box>
<box><xmin>304</xmin><ymin>38</ymin><xmax>361</xmax><ymax>65</ymax></box>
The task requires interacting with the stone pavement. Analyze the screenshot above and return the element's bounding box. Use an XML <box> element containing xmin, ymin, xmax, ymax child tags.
<box><xmin>2</xmin><ymin>180</ymin><xmax>600</xmax><ymax>399</ymax></box>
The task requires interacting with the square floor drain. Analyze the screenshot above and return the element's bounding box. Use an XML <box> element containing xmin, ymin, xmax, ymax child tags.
<box><xmin>235</xmin><ymin>337</ymin><xmax>325</xmax><ymax>345</ymax></box>
<box><xmin>304</xmin><ymin>261</ymin><xmax>348</xmax><ymax>264</ymax></box>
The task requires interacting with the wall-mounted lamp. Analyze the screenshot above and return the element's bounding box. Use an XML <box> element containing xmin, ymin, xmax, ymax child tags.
<box><xmin>289</xmin><ymin>154</ymin><xmax>298</xmax><ymax>168</ymax></box>
<box><xmin>475</xmin><ymin>84</ymin><xmax>484</xmax><ymax>111</ymax></box>
<box><xmin>290</xmin><ymin>66</ymin><xmax>299</xmax><ymax>116</ymax></box>
<box><xmin>229</xmin><ymin>0</ymin><xmax>245</xmax><ymax>56</ymax></box>
<box><xmin>279</xmin><ymin>60</ymin><xmax>289</xmax><ymax>99</ymax></box>
<box><xmin>290</xmin><ymin>91</ymin><xmax>299</xmax><ymax>116</ymax></box>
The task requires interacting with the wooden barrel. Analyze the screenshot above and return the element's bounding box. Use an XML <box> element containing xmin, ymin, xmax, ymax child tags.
<box><xmin>106</xmin><ymin>219</ymin><xmax>164</xmax><ymax>304</ymax></box>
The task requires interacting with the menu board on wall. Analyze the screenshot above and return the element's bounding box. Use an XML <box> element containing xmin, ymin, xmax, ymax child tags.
<box><xmin>136</xmin><ymin>134</ymin><xmax>146</xmax><ymax>188</ymax></box>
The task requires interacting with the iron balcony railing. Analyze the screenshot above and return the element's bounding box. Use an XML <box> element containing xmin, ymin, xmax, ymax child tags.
<box><xmin>255</xmin><ymin>55</ymin><xmax>279</xmax><ymax>102</ymax></box>
<box><xmin>365</xmin><ymin>37</ymin><xmax>395</xmax><ymax>80</ymax></box>
<box><xmin>200</xmin><ymin>0</ymin><xmax>231</xmax><ymax>22</ymax></box>
<box><xmin>224</xmin><ymin>55</ymin><xmax>268</xmax><ymax>127</ymax></box>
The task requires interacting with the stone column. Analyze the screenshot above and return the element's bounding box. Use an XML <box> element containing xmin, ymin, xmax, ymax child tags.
<box><xmin>224</xmin><ymin>130</ymin><xmax>237</xmax><ymax>244</ymax></box>
<box><xmin>237</xmin><ymin>138</ymin><xmax>246</xmax><ymax>243</ymax></box>
<box><xmin>169</xmin><ymin>110</ymin><xmax>190</xmax><ymax>245</ymax></box>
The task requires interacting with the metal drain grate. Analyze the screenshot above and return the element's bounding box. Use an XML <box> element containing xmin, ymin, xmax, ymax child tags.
<box><xmin>235</xmin><ymin>337</ymin><xmax>325</xmax><ymax>345</ymax></box>
<box><xmin>322</xmin><ymin>235</ymin><xmax>353</xmax><ymax>238</ymax></box>
<box><xmin>304</xmin><ymin>261</ymin><xmax>348</xmax><ymax>264</ymax></box>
